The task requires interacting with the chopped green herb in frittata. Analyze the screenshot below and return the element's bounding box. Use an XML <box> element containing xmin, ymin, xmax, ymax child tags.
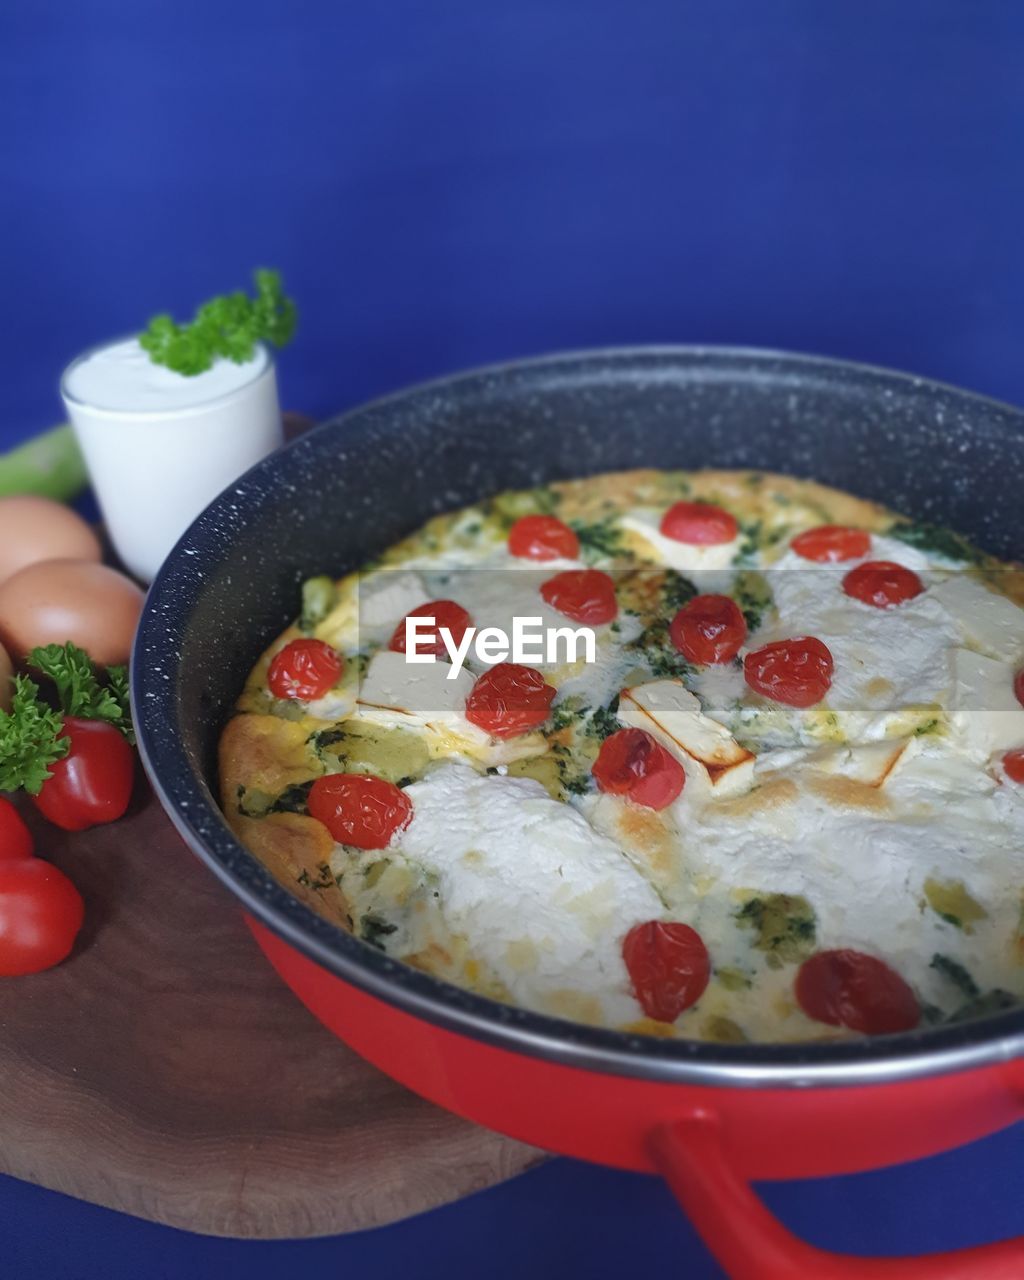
<box><xmin>736</xmin><ymin>893</ymin><xmax>817</xmax><ymax>968</ymax></box>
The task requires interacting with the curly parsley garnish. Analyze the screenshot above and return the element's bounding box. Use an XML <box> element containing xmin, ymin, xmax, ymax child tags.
<box><xmin>27</xmin><ymin>642</ymin><xmax>136</xmax><ymax>745</ymax></box>
<box><xmin>0</xmin><ymin>676</ymin><xmax>70</xmax><ymax>795</ymax></box>
<box><xmin>0</xmin><ymin>646</ymin><xmax>136</xmax><ymax>794</ymax></box>
<box><xmin>140</xmin><ymin>269</ymin><xmax>297</xmax><ymax>376</ymax></box>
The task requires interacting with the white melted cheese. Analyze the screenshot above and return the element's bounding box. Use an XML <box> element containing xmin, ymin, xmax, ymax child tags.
<box><xmin>930</xmin><ymin>574</ymin><xmax>1024</xmax><ymax>664</ymax></box>
<box><xmin>757</xmin><ymin>537</ymin><xmax>958</xmax><ymax>737</ymax></box>
<box><xmin>618</xmin><ymin>678</ymin><xmax>755</xmax><ymax>798</ymax></box>
<box><xmin>386</xmin><ymin>764</ymin><xmax>664</xmax><ymax>1023</ymax></box>
<box><xmin>353</xmin><ymin>649</ymin><xmax>544</xmax><ymax>766</ymax></box>
<box><xmin>949</xmin><ymin>649</ymin><xmax>1024</xmax><ymax>759</ymax></box>
<box><xmin>693</xmin><ymin>538</ymin><xmax>1024</xmax><ymax>754</ymax></box>
<box><xmin>355</xmin><ymin>649</ymin><xmax>483</xmax><ymax>735</ymax></box>
<box><xmin>357</xmin><ymin>569</ymin><xmax>430</xmax><ymax>647</ymax></box>
<box><xmin>672</xmin><ymin>736</ymin><xmax>1024</xmax><ymax>1036</ymax></box>
<box><xmin>619</xmin><ymin>508</ymin><xmax>740</xmax><ymax>578</ymax></box>
<box><xmin>304</xmin><ymin>687</ymin><xmax>358</xmax><ymax>721</ymax></box>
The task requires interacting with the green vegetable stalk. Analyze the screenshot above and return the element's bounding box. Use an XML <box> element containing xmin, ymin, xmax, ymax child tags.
<box><xmin>0</xmin><ymin>424</ymin><xmax>87</xmax><ymax>501</ymax></box>
<box><xmin>299</xmin><ymin>575</ymin><xmax>337</xmax><ymax>632</ymax></box>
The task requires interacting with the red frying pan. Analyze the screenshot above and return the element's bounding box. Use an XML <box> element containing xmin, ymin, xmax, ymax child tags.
<box><xmin>135</xmin><ymin>348</ymin><xmax>1024</xmax><ymax>1277</ymax></box>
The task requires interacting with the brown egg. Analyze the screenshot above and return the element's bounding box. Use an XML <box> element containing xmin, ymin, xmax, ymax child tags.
<box><xmin>0</xmin><ymin>559</ymin><xmax>144</xmax><ymax>666</ymax></box>
<box><xmin>0</xmin><ymin>639</ymin><xmax>11</xmax><ymax>711</ymax></box>
<box><xmin>0</xmin><ymin>496</ymin><xmax>102</xmax><ymax>587</ymax></box>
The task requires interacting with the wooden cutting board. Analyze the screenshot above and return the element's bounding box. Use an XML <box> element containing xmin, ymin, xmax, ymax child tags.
<box><xmin>0</xmin><ymin>787</ymin><xmax>543</xmax><ymax>1237</ymax></box>
<box><xmin>0</xmin><ymin>415</ymin><xmax>542</xmax><ymax>1238</ymax></box>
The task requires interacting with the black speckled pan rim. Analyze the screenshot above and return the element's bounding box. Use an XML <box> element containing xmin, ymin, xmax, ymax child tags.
<box><xmin>133</xmin><ymin>344</ymin><xmax>1024</xmax><ymax>1089</ymax></box>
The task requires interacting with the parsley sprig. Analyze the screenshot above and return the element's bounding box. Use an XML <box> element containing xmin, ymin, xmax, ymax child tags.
<box><xmin>139</xmin><ymin>269</ymin><xmax>297</xmax><ymax>376</ymax></box>
<box><xmin>0</xmin><ymin>644</ymin><xmax>136</xmax><ymax>795</ymax></box>
<box><xmin>28</xmin><ymin>643</ymin><xmax>135</xmax><ymax>745</ymax></box>
<box><xmin>0</xmin><ymin>676</ymin><xmax>70</xmax><ymax>795</ymax></box>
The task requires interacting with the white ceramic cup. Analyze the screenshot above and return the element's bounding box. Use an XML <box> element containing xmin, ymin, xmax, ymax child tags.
<box><xmin>61</xmin><ymin>338</ymin><xmax>283</xmax><ymax>581</ymax></box>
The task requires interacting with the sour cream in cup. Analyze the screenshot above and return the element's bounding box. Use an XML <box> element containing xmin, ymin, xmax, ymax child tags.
<box><xmin>61</xmin><ymin>337</ymin><xmax>283</xmax><ymax>581</ymax></box>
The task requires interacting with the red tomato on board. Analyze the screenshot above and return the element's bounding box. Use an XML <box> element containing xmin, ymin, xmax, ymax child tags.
<box><xmin>659</xmin><ymin>502</ymin><xmax>738</xmax><ymax>546</ymax></box>
<box><xmin>308</xmin><ymin>773</ymin><xmax>413</xmax><ymax>850</ymax></box>
<box><xmin>389</xmin><ymin>600</ymin><xmax>472</xmax><ymax>659</ymax></box>
<box><xmin>31</xmin><ymin>718</ymin><xmax>134</xmax><ymax>832</ymax></box>
<box><xmin>796</xmin><ymin>949</ymin><xmax>920</xmax><ymax>1035</ymax></box>
<box><xmin>1015</xmin><ymin>669</ymin><xmax>1024</xmax><ymax>709</ymax></box>
<box><xmin>743</xmin><ymin>636</ymin><xmax>834</xmax><ymax>708</ymax></box>
<box><xmin>1003</xmin><ymin>749</ymin><xmax>1024</xmax><ymax>784</ymax></box>
<box><xmin>592</xmin><ymin>728</ymin><xmax>686</xmax><ymax>810</ymax></box>
<box><xmin>508</xmin><ymin>515</ymin><xmax>580</xmax><ymax>562</ymax></box>
<box><xmin>622</xmin><ymin>920</ymin><xmax>710</xmax><ymax>1022</ymax></box>
<box><xmin>268</xmin><ymin>638</ymin><xmax>343</xmax><ymax>700</ymax></box>
<box><xmin>464</xmin><ymin>663</ymin><xmax>555</xmax><ymax>738</ymax></box>
<box><xmin>669</xmin><ymin>594</ymin><xmax>747</xmax><ymax>665</ymax></box>
<box><xmin>791</xmin><ymin>525</ymin><xmax>871</xmax><ymax>563</ymax></box>
<box><xmin>0</xmin><ymin>797</ymin><xmax>33</xmax><ymax>861</ymax></box>
<box><xmin>0</xmin><ymin>859</ymin><xmax>85</xmax><ymax>976</ymax></box>
<box><xmin>842</xmin><ymin>560</ymin><xmax>924</xmax><ymax>609</ymax></box>
<box><xmin>540</xmin><ymin>569</ymin><xmax>617</xmax><ymax>625</ymax></box>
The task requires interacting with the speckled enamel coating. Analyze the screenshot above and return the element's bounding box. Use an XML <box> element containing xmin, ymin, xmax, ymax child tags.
<box><xmin>132</xmin><ymin>346</ymin><xmax>1024</xmax><ymax>1087</ymax></box>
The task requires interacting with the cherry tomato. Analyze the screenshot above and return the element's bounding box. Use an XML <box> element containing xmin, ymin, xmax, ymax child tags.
<box><xmin>744</xmin><ymin>636</ymin><xmax>834</xmax><ymax>708</ymax></box>
<box><xmin>796</xmin><ymin>949</ymin><xmax>920</xmax><ymax>1035</ymax></box>
<box><xmin>659</xmin><ymin>502</ymin><xmax>738</xmax><ymax>546</ymax></box>
<box><xmin>389</xmin><ymin>600</ymin><xmax>472</xmax><ymax>658</ymax></box>
<box><xmin>1015</xmin><ymin>668</ymin><xmax>1024</xmax><ymax>709</ymax></box>
<box><xmin>0</xmin><ymin>797</ymin><xmax>33</xmax><ymax>861</ymax></box>
<box><xmin>31</xmin><ymin>718</ymin><xmax>134</xmax><ymax>832</ymax></box>
<box><xmin>622</xmin><ymin>920</ymin><xmax>710</xmax><ymax>1022</ymax></box>
<box><xmin>508</xmin><ymin>515</ymin><xmax>580</xmax><ymax>562</ymax></box>
<box><xmin>540</xmin><ymin>569</ymin><xmax>617</xmax><ymax>624</ymax></box>
<box><xmin>268</xmin><ymin>638</ymin><xmax>343</xmax><ymax>700</ymax></box>
<box><xmin>791</xmin><ymin>525</ymin><xmax>871</xmax><ymax>563</ymax></box>
<box><xmin>1003</xmin><ymin>749</ymin><xmax>1024</xmax><ymax>784</ymax></box>
<box><xmin>592</xmin><ymin>728</ymin><xmax>685</xmax><ymax>810</ymax></box>
<box><xmin>0</xmin><ymin>859</ymin><xmax>85</xmax><ymax>976</ymax></box>
<box><xmin>465</xmin><ymin>663</ymin><xmax>555</xmax><ymax>738</ymax></box>
<box><xmin>843</xmin><ymin>560</ymin><xmax>924</xmax><ymax>609</ymax></box>
<box><xmin>669</xmin><ymin>594</ymin><xmax>747</xmax><ymax>665</ymax></box>
<box><xmin>308</xmin><ymin>773</ymin><xmax>412</xmax><ymax>849</ymax></box>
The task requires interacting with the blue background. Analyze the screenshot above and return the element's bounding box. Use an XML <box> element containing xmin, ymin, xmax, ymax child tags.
<box><xmin>3</xmin><ymin>1</ymin><xmax>1024</xmax><ymax>1275</ymax></box>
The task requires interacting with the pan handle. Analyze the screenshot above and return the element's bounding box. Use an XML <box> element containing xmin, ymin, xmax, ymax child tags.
<box><xmin>650</xmin><ymin>1073</ymin><xmax>1024</xmax><ymax>1279</ymax></box>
